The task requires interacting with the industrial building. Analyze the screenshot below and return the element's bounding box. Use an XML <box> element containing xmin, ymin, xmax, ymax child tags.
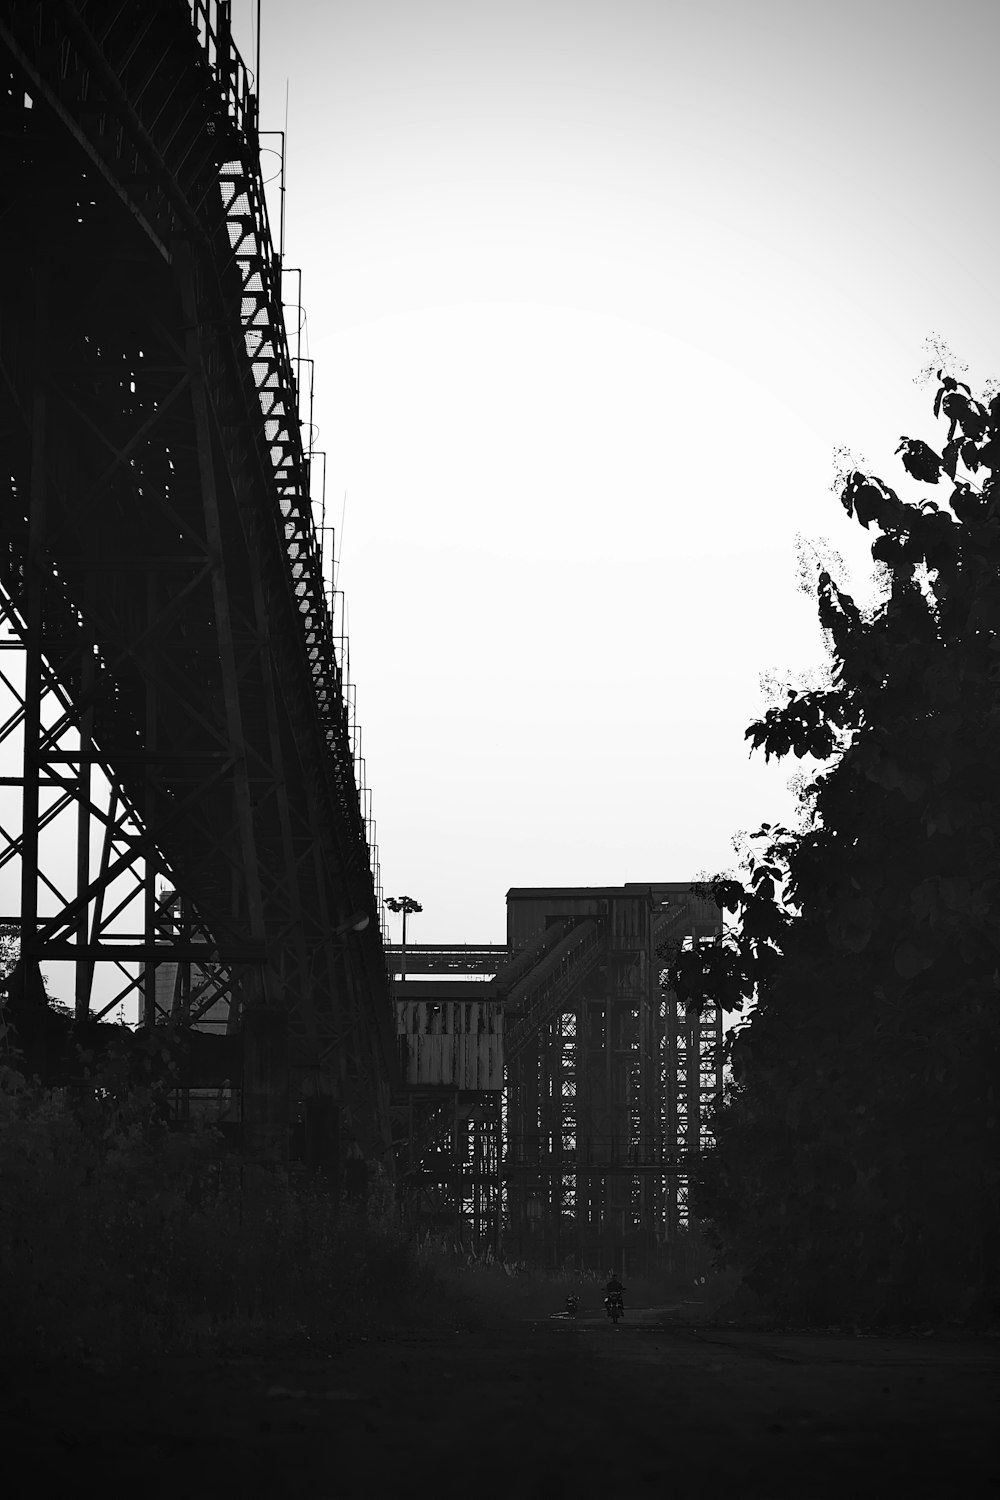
<box><xmin>390</xmin><ymin>882</ymin><xmax>723</xmax><ymax>1274</ymax></box>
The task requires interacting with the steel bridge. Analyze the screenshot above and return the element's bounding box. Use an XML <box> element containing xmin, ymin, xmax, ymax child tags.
<box><xmin>0</xmin><ymin>1</ymin><xmax>396</xmax><ymax>1173</ymax></box>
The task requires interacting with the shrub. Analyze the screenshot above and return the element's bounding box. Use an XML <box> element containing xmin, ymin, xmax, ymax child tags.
<box><xmin>0</xmin><ymin>1061</ymin><xmax>445</xmax><ymax>1359</ymax></box>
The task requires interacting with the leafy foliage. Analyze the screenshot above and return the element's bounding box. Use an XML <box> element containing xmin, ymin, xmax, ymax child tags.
<box><xmin>0</xmin><ymin>924</ymin><xmax>16</xmax><ymax>981</ymax></box>
<box><xmin>668</xmin><ymin>370</ymin><xmax>1000</xmax><ymax>1327</ymax></box>
<box><xmin>0</xmin><ymin>1052</ymin><xmax>434</xmax><ymax>1359</ymax></box>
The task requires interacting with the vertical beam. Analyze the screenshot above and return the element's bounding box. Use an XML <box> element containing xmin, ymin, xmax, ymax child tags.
<box><xmin>574</xmin><ymin>997</ymin><xmax>587</xmax><ymax>1243</ymax></box>
<box><xmin>543</xmin><ymin>1016</ymin><xmax>557</xmax><ymax>1266</ymax></box>
<box><xmin>177</xmin><ymin>896</ymin><xmax>192</xmax><ymax>1024</ymax></box>
<box><xmin>471</xmin><ymin>1111</ymin><xmax>481</xmax><ymax>1252</ymax></box>
<box><xmin>606</xmin><ymin>898</ymin><xmax>629</xmax><ymax>1267</ymax></box>
<box><xmin>79</xmin><ymin>784</ymin><xmax>119</xmax><ymax>1017</ymax></box>
<box><xmin>538</xmin><ymin>1015</ymin><xmax>550</xmax><ymax>1263</ymax></box>
<box><xmin>20</xmin><ymin>272</ymin><xmax>46</xmax><ymax>967</ymax></box>
<box><xmin>178</xmin><ymin>245</ymin><xmax>285</xmax><ymax>1158</ymax></box>
<box><xmin>686</xmin><ymin>1008</ymin><xmax>700</xmax><ymax>1154</ymax></box>
<box><xmin>253</xmin><ymin>626</ymin><xmax>315</xmax><ymax>1050</ymax></box>
<box><xmin>142</xmin><ymin>573</ymin><xmax>158</xmax><ymax>1026</ymax></box>
<box><xmin>516</xmin><ymin>1029</ymin><xmax>540</xmax><ymax>1256</ymax></box>
<box><xmin>304</xmin><ymin>1095</ymin><xmax>340</xmax><ymax>1188</ymax></box>
<box><xmin>179</xmin><ymin>246</ymin><xmax>268</xmax><ymax>958</ymax></box>
<box><xmin>241</xmin><ymin>1003</ymin><xmax>289</xmax><ymax>1167</ymax></box>
<box><xmin>74</xmin><ymin>583</ymin><xmax>95</xmax><ymax>1022</ymax></box>
<box><xmin>452</xmin><ymin>1087</ymin><xmax>461</xmax><ymax>1247</ymax></box>
<box><xmin>663</xmin><ymin>985</ymin><xmax>679</xmax><ymax>1239</ymax></box>
<box><xmin>640</xmin><ymin>894</ymin><xmax>657</xmax><ymax>1267</ymax></box>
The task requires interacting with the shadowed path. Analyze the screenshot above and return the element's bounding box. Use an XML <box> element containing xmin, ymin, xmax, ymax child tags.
<box><xmin>5</xmin><ymin>1312</ymin><xmax>997</xmax><ymax>1497</ymax></box>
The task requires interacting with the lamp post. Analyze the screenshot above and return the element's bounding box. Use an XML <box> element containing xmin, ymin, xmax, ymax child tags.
<box><xmin>386</xmin><ymin>895</ymin><xmax>422</xmax><ymax>981</ymax></box>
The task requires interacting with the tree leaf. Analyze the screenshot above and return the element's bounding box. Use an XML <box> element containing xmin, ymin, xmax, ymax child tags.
<box><xmin>893</xmin><ymin>938</ymin><xmax>933</xmax><ymax>978</ymax></box>
<box><xmin>896</xmin><ymin>437</ymin><xmax>943</xmax><ymax>484</ymax></box>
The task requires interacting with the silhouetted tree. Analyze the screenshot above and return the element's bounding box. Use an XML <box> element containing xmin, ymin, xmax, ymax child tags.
<box><xmin>0</xmin><ymin>925</ymin><xmax>15</xmax><ymax>975</ymax></box>
<box><xmin>669</xmin><ymin>369</ymin><xmax>1000</xmax><ymax>1327</ymax></box>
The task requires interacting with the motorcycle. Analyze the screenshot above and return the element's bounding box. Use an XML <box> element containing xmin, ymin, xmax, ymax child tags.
<box><xmin>605</xmin><ymin>1290</ymin><xmax>625</xmax><ymax>1325</ymax></box>
<box><xmin>565</xmin><ymin>1294</ymin><xmax>580</xmax><ymax>1317</ymax></box>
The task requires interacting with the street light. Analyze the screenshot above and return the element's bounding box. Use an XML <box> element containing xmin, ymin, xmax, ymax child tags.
<box><xmin>386</xmin><ymin>895</ymin><xmax>422</xmax><ymax>981</ymax></box>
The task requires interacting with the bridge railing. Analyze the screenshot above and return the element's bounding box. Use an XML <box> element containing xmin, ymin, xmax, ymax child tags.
<box><xmin>185</xmin><ymin>0</ymin><xmax>387</xmax><ymax>941</ymax></box>
<box><xmin>188</xmin><ymin>0</ymin><xmax>253</xmax><ymax>134</ymax></box>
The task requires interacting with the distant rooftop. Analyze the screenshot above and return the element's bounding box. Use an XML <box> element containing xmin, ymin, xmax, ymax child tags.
<box><xmin>506</xmin><ymin>882</ymin><xmax>699</xmax><ymax>900</ymax></box>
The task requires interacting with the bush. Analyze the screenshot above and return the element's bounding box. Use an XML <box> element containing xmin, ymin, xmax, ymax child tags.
<box><xmin>0</xmin><ymin>1062</ymin><xmax>446</xmax><ymax>1359</ymax></box>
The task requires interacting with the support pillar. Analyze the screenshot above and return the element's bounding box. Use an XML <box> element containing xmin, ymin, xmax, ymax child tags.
<box><xmin>20</xmin><ymin>272</ymin><xmax>46</xmax><ymax>980</ymax></box>
<box><xmin>304</xmin><ymin>1096</ymin><xmax>341</xmax><ymax>1191</ymax></box>
<box><xmin>241</xmin><ymin>1003</ymin><xmax>289</xmax><ymax>1167</ymax></box>
<box><xmin>74</xmin><ymin>583</ymin><xmax>95</xmax><ymax>1024</ymax></box>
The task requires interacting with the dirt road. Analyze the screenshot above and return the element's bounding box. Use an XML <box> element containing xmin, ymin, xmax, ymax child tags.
<box><xmin>6</xmin><ymin>1308</ymin><xmax>998</xmax><ymax>1498</ymax></box>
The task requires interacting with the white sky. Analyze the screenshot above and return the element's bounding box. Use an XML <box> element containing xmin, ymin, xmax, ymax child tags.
<box><xmin>227</xmin><ymin>0</ymin><xmax>1000</xmax><ymax>948</ymax></box>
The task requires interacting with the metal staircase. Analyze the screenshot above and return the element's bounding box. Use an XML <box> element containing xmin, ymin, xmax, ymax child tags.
<box><xmin>493</xmin><ymin>898</ymin><xmax>698</xmax><ymax>1066</ymax></box>
<box><xmin>486</xmin><ymin>917</ymin><xmax>577</xmax><ymax>1000</ymax></box>
<box><xmin>502</xmin><ymin>918</ymin><xmax>606</xmax><ymax>1064</ymax></box>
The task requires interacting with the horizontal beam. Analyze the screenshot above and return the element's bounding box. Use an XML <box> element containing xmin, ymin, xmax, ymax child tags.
<box><xmin>41</xmin><ymin>751</ymin><xmax>234</xmax><ymax>763</ymax></box>
<box><xmin>501</xmin><ymin>1162</ymin><xmax>691</xmax><ymax>1178</ymax></box>
<box><xmin>0</xmin><ymin>777</ymin><xmax>80</xmax><ymax>786</ymax></box>
<box><xmin>386</xmin><ymin>943</ymin><xmax>509</xmax><ymax>975</ymax></box>
<box><xmin>22</xmin><ymin>942</ymin><xmax>262</xmax><ymax>963</ymax></box>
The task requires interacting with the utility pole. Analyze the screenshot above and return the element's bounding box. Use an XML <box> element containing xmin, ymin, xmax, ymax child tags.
<box><xmin>386</xmin><ymin>895</ymin><xmax>422</xmax><ymax>982</ymax></box>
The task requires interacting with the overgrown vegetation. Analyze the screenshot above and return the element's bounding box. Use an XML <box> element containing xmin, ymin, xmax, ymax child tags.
<box><xmin>668</xmin><ymin>365</ymin><xmax>1000</xmax><ymax>1330</ymax></box>
<box><xmin>0</xmin><ymin>1051</ymin><xmax>450</xmax><ymax>1360</ymax></box>
<box><xmin>0</xmin><ymin>1042</ymin><xmax>719</xmax><ymax>1358</ymax></box>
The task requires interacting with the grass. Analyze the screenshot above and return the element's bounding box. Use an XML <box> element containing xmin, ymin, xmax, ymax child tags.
<box><xmin>0</xmin><ymin>1062</ymin><xmax>465</xmax><ymax>1360</ymax></box>
<box><xmin>1</xmin><ymin>1061</ymin><xmax>750</xmax><ymax>1361</ymax></box>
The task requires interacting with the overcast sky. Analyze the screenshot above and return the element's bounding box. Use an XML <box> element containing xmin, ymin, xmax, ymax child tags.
<box><xmin>233</xmin><ymin>0</ymin><xmax>999</xmax><ymax>948</ymax></box>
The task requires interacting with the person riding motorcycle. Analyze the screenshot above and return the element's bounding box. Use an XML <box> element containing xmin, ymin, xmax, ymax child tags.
<box><xmin>604</xmin><ymin>1273</ymin><xmax>625</xmax><ymax>1318</ymax></box>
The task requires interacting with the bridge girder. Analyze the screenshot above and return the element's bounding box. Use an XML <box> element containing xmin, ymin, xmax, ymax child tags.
<box><xmin>0</xmin><ymin>0</ymin><xmax>396</xmax><ymax>1165</ymax></box>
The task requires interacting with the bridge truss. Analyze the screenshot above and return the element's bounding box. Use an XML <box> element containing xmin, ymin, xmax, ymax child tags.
<box><xmin>0</xmin><ymin>0</ymin><xmax>397</xmax><ymax>1168</ymax></box>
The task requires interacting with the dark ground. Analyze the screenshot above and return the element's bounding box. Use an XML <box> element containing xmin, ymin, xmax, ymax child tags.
<box><xmin>5</xmin><ymin>1303</ymin><xmax>998</xmax><ymax>1498</ymax></box>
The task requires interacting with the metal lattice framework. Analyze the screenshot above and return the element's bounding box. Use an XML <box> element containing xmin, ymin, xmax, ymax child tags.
<box><xmin>502</xmin><ymin>885</ymin><xmax>723</xmax><ymax>1274</ymax></box>
<box><xmin>390</xmin><ymin>981</ymin><xmax>503</xmax><ymax>1251</ymax></box>
<box><xmin>0</xmin><ymin>0</ymin><xmax>396</xmax><ymax>1166</ymax></box>
<box><xmin>387</xmin><ymin>887</ymin><xmax>724</xmax><ymax>1268</ymax></box>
